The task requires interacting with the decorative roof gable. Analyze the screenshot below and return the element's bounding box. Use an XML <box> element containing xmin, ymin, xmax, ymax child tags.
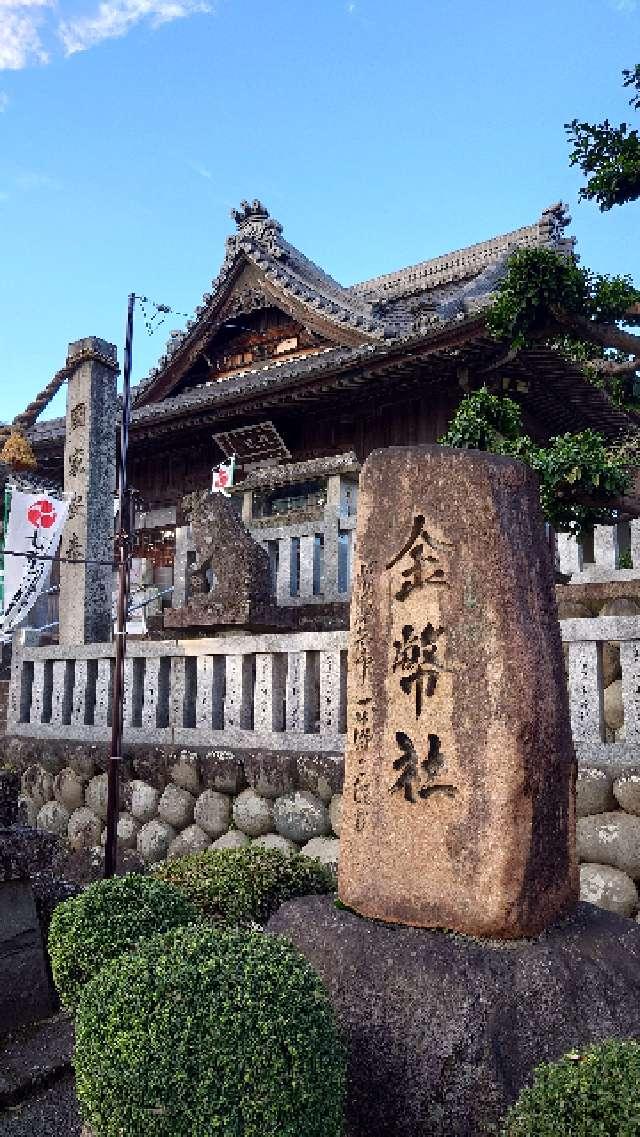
<box><xmin>134</xmin><ymin>200</ymin><xmax>382</xmax><ymax>406</ymax></box>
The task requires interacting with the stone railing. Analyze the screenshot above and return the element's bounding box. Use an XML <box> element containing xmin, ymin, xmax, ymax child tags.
<box><xmin>252</xmin><ymin>515</ymin><xmax>356</xmax><ymax>605</ymax></box>
<box><xmin>8</xmin><ymin>632</ymin><xmax>348</xmax><ymax>752</ymax></box>
<box><xmin>562</xmin><ymin>615</ymin><xmax>640</xmax><ymax>766</ymax></box>
<box><xmin>173</xmin><ymin>515</ymin><xmax>355</xmax><ymax>609</ymax></box>
<box><xmin>11</xmin><ymin>617</ymin><xmax>640</xmax><ymax>763</ymax></box>
<box><xmin>557</xmin><ymin>521</ymin><xmax>640</xmax><ymax>584</ymax></box>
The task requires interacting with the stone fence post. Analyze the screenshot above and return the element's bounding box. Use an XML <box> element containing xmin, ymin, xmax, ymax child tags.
<box><xmin>58</xmin><ymin>337</ymin><xmax>118</xmax><ymax>644</ymax></box>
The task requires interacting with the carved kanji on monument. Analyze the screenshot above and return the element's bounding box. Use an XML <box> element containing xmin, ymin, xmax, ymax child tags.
<box><xmin>339</xmin><ymin>445</ymin><xmax>578</xmax><ymax>939</ymax></box>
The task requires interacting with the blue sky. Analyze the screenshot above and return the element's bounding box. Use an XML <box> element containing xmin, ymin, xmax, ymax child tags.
<box><xmin>1</xmin><ymin>0</ymin><xmax>638</xmax><ymax>422</ymax></box>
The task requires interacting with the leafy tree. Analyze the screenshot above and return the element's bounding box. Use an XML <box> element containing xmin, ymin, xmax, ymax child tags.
<box><xmin>444</xmin><ymin>65</ymin><xmax>640</xmax><ymax>532</ymax></box>
<box><xmin>566</xmin><ymin>64</ymin><xmax>640</xmax><ymax>210</ymax></box>
<box><xmin>486</xmin><ymin>247</ymin><xmax>640</xmax><ymax>407</ymax></box>
<box><xmin>440</xmin><ymin>388</ymin><xmax>633</xmax><ymax>536</ymax></box>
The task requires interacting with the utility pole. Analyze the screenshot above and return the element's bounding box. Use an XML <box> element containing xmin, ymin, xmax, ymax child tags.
<box><xmin>104</xmin><ymin>294</ymin><xmax>135</xmax><ymax>879</ymax></box>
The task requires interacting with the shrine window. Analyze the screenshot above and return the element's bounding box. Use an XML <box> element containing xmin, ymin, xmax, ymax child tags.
<box><xmin>252</xmin><ymin>479</ymin><xmax>326</xmax><ymax>520</ymax></box>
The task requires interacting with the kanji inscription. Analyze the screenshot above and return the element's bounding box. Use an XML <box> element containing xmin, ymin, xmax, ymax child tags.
<box><xmin>340</xmin><ymin>445</ymin><xmax>577</xmax><ymax>939</ymax></box>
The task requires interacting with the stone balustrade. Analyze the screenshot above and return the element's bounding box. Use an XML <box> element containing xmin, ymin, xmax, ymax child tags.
<box><xmin>562</xmin><ymin>614</ymin><xmax>640</xmax><ymax>766</ymax></box>
<box><xmin>11</xmin><ymin>617</ymin><xmax>640</xmax><ymax>762</ymax></box>
<box><xmin>557</xmin><ymin>521</ymin><xmax>640</xmax><ymax>583</ymax></box>
<box><xmin>8</xmin><ymin>632</ymin><xmax>348</xmax><ymax>752</ymax></box>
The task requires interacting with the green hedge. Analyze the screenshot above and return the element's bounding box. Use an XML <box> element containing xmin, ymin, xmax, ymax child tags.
<box><xmin>75</xmin><ymin>923</ymin><xmax>346</xmax><ymax>1137</ymax></box>
<box><xmin>153</xmin><ymin>844</ymin><xmax>335</xmax><ymax>927</ymax></box>
<box><xmin>48</xmin><ymin>873</ymin><xmax>198</xmax><ymax>1009</ymax></box>
<box><xmin>501</xmin><ymin>1039</ymin><xmax>640</xmax><ymax>1136</ymax></box>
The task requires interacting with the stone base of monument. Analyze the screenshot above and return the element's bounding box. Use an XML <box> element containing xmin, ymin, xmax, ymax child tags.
<box><xmin>163</xmin><ymin>599</ymin><xmax>349</xmax><ymax>634</ymax></box>
<box><xmin>267</xmin><ymin>895</ymin><xmax>640</xmax><ymax>1137</ymax></box>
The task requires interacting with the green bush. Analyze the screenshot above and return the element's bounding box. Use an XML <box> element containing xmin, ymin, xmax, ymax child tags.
<box><xmin>501</xmin><ymin>1039</ymin><xmax>640</xmax><ymax>1136</ymax></box>
<box><xmin>153</xmin><ymin>844</ymin><xmax>335</xmax><ymax>927</ymax></box>
<box><xmin>48</xmin><ymin>873</ymin><xmax>198</xmax><ymax>1009</ymax></box>
<box><xmin>75</xmin><ymin>923</ymin><xmax>346</xmax><ymax>1137</ymax></box>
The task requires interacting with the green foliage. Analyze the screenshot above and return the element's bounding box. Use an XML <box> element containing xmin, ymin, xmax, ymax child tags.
<box><xmin>48</xmin><ymin>873</ymin><xmax>198</xmax><ymax>1009</ymax></box>
<box><xmin>74</xmin><ymin>923</ymin><xmax>346</xmax><ymax>1137</ymax></box>
<box><xmin>501</xmin><ymin>1039</ymin><xmax>640</xmax><ymax>1136</ymax></box>
<box><xmin>153</xmin><ymin>845</ymin><xmax>335</xmax><ymax>928</ymax></box>
<box><xmin>436</xmin><ymin>386</ymin><xmax>523</xmax><ymax>450</ymax></box>
<box><xmin>441</xmin><ymin>389</ymin><xmax>632</xmax><ymax>536</ymax></box>
<box><xmin>486</xmin><ymin>248</ymin><xmax>640</xmax><ymax>407</ymax></box>
<box><xmin>486</xmin><ymin>248</ymin><xmax>640</xmax><ymax>349</ymax></box>
<box><xmin>566</xmin><ymin>64</ymin><xmax>640</xmax><ymax>210</ymax></box>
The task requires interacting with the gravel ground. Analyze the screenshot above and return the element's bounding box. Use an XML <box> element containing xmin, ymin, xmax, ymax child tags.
<box><xmin>0</xmin><ymin>1075</ymin><xmax>81</xmax><ymax>1137</ymax></box>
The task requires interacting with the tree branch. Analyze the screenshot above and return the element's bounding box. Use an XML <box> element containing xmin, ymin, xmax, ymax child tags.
<box><xmin>550</xmin><ymin>306</ymin><xmax>640</xmax><ymax>358</ymax></box>
<box><xmin>589</xmin><ymin>358</ymin><xmax>640</xmax><ymax>376</ymax></box>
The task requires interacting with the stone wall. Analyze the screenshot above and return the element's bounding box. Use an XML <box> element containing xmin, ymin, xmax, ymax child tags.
<box><xmin>577</xmin><ymin>763</ymin><xmax>640</xmax><ymax>918</ymax></box>
<box><xmin>5</xmin><ymin>734</ymin><xmax>640</xmax><ymax>923</ymax></box>
<box><xmin>3</xmin><ymin>738</ymin><xmax>342</xmax><ymax>871</ymax></box>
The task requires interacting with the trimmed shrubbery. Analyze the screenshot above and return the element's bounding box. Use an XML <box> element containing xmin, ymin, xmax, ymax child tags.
<box><xmin>48</xmin><ymin>872</ymin><xmax>198</xmax><ymax>1009</ymax></box>
<box><xmin>501</xmin><ymin>1039</ymin><xmax>640</xmax><ymax>1136</ymax></box>
<box><xmin>75</xmin><ymin>923</ymin><xmax>346</xmax><ymax>1137</ymax></box>
<box><xmin>153</xmin><ymin>844</ymin><xmax>335</xmax><ymax>927</ymax></box>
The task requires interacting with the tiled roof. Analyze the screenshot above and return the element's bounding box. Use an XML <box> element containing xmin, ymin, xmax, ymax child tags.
<box><xmin>134</xmin><ymin>200</ymin><xmax>575</xmax><ymax>404</ymax></box>
<box><xmin>352</xmin><ymin>203</ymin><xmax>575</xmax><ymax>301</ymax></box>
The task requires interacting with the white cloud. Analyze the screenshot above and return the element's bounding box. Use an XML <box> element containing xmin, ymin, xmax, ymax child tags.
<box><xmin>59</xmin><ymin>0</ymin><xmax>211</xmax><ymax>55</ymax></box>
<box><xmin>0</xmin><ymin>0</ymin><xmax>210</xmax><ymax>69</ymax></box>
<box><xmin>0</xmin><ymin>92</ymin><xmax>9</xmax><ymax>109</ymax></box>
<box><xmin>189</xmin><ymin>160</ymin><xmax>212</xmax><ymax>180</ymax></box>
<box><xmin>15</xmin><ymin>169</ymin><xmax>62</xmax><ymax>189</ymax></box>
<box><xmin>0</xmin><ymin>1</ymin><xmax>51</xmax><ymax>70</ymax></box>
<box><xmin>610</xmin><ymin>0</ymin><xmax>637</xmax><ymax>10</ymax></box>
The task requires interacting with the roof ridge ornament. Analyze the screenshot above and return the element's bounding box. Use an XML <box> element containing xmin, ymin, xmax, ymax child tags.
<box><xmin>231</xmin><ymin>199</ymin><xmax>271</xmax><ymax>228</ymax></box>
<box><xmin>225</xmin><ymin>198</ymin><xmax>285</xmax><ymax>264</ymax></box>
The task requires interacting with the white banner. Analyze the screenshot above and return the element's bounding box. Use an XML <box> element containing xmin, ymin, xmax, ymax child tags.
<box><xmin>211</xmin><ymin>455</ymin><xmax>235</xmax><ymax>497</ymax></box>
<box><xmin>2</xmin><ymin>491</ymin><xmax>69</xmax><ymax>634</ymax></box>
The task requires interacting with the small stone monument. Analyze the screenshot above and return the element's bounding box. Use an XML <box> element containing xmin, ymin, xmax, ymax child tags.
<box><xmin>58</xmin><ymin>337</ymin><xmax>118</xmax><ymax>644</ymax></box>
<box><xmin>165</xmin><ymin>491</ymin><xmax>287</xmax><ymax>632</ymax></box>
<box><xmin>339</xmin><ymin>445</ymin><xmax>577</xmax><ymax>938</ymax></box>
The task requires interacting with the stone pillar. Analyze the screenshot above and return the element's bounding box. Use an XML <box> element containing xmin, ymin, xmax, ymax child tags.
<box><xmin>620</xmin><ymin>640</ymin><xmax>640</xmax><ymax>745</ymax></box>
<box><xmin>556</xmin><ymin>532</ymin><xmax>583</xmax><ymax>576</ymax></box>
<box><xmin>59</xmin><ymin>337</ymin><xmax>118</xmax><ymax>644</ymax></box>
<box><xmin>568</xmin><ymin>641</ymin><xmax>604</xmax><ymax>742</ymax></box>
<box><xmin>286</xmin><ymin>651</ymin><xmax>313</xmax><ymax>733</ymax></box>
<box><xmin>299</xmin><ymin>535</ymin><xmax>315</xmax><ymax>599</ymax></box>
<box><xmin>172</xmin><ymin>525</ymin><xmax>191</xmax><ymax>608</ymax></box>
<box><xmin>339</xmin><ymin>446</ymin><xmax>577</xmax><ymax>940</ymax></box>
<box><xmin>593</xmin><ymin>524</ymin><xmax>619</xmax><ymax>571</ymax></box>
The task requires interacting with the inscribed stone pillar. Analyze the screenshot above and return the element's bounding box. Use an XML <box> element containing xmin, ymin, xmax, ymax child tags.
<box><xmin>339</xmin><ymin>445</ymin><xmax>577</xmax><ymax>939</ymax></box>
<box><xmin>59</xmin><ymin>338</ymin><xmax>118</xmax><ymax>644</ymax></box>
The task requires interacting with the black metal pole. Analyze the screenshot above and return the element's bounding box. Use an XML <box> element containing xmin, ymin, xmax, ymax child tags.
<box><xmin>104</xmin><ymin>293</ymin><xmax>135</xmax><ymax>879</ymax></box>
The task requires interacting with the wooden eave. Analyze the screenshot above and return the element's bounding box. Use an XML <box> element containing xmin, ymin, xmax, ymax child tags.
<box><xmin>128</xmin><ymin>316</ymin><xmax>637</xmax><ymax>445</ymax></box>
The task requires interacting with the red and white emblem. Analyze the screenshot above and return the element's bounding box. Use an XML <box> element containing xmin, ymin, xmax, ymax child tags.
<box><xmin>27</xmin><ymin>498</ymin><xmax>57</xmax><ymax>529</ymax></box>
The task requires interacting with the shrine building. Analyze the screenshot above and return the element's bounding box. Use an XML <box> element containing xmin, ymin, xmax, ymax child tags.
<box><xmin>23</xmin><ymin>199</ymin><xmax>633</xmax><ymax>630</ymax></box>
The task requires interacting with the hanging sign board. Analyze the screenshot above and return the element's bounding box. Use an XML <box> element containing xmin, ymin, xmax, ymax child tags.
<box><xmin>1</xmin><ymin>491</ymin><xmax>69</xmax><ymax>635</ymax></box>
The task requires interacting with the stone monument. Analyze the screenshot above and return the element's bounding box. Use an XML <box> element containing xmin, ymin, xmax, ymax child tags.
<box><xmin>339</xmin><ymin>445</ymin><xmax>577</xmax><ymax>938</ymax></box>
<box><xmin>164</xmin><ymin>490</ymin><xmax>276</xmax><ymax>631</ymax></box>
<box><xmin>268</xmin><ymin>446</ymin><xmax>640</xmax><ymax>1137</ymax></box>
<box><xmin>58</xmin><ymin>337</ymin><xmax>118</xmax><ymax>645</ymax></box>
